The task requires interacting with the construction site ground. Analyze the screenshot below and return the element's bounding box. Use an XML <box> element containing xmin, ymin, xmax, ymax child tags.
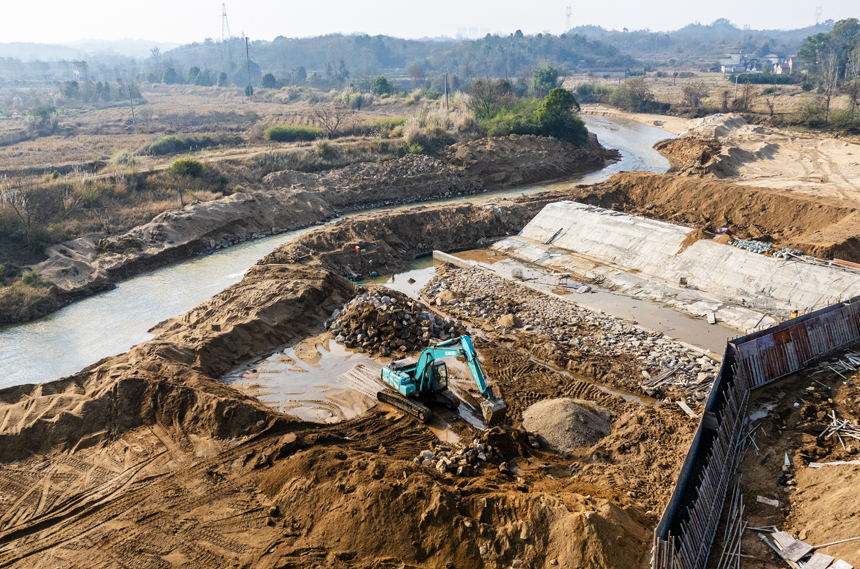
<box><xmin>706</xmin><ymin>349</ymin><xmax>860</xmax><ymax>568</ymax></box>
<box><xmin>4</xmin><ymin>111</ymin><xmax>860</xmax><ymax>569</ymax></box>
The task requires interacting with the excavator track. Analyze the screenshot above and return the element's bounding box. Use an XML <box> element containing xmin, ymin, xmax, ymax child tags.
<box><xmin>377</xmin><ymin>388</ymin><xmax>434</xmax><ymax>423</ymax></box>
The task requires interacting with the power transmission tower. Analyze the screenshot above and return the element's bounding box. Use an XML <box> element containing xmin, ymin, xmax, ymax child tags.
<box><xmin>565</xmin><ymin>7</ymin><xmax>571</xmax><ymax>34</ymax></box>
<box><xmin>815</xmin><ymin>6</ymin><xmax>823</xmax><ymax>25</ymax></box>
<box><xmin>222</xmin><ymin>4</ymin><xmax>232</xmax><ymax>42</ymax></box>
<box><xmin>222</xmin><ymin>4</ymin><xmax>233</xmax><ymax>60</ymax></box>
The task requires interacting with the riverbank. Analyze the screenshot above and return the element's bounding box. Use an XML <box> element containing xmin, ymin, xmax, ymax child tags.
<box><xmin>1</xmin><ymin>134</ymin><xmax>617</xmax><ymax>326</ymax></box>
<box><xmin>581</xmin><ymin>104</ymin><xmax>691</xmax><ymax>135</ymax></box>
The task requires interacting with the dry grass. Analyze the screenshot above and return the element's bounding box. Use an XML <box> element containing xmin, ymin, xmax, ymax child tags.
<box><xmin>563</xmin><ymin>72</ymin><xmax>855</xmax><ymax>118</ymax></box>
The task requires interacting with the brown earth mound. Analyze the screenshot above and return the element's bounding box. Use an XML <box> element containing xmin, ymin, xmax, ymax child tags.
<box><xmin>654</xmin><ymin>136</ymin><xmax>722</xmax><ymax>175</ymax></box>
<box><xmin>329</xmin><ymin>287</ymin><xmax>466</xmax><ymax>355</ymax></box>
<box><xmin>523</xmin><ymin>398</ymin><xmax>612</xmax><ymax>453</ymax></box>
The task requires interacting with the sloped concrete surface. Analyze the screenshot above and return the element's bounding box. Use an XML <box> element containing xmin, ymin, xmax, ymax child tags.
<box><xmin>495</xmin><ymin>202</ymin><xmax>860</xmax><ymax>332</ymax></box>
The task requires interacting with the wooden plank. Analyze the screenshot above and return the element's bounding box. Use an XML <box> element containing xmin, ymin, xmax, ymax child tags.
<box><xmin>805</xmin><ymin>553</ymin><xmax>836</xmax><ymax>569</ymax></box>
<box><xmin>771</xmin><ymin>531</ymin><xmax>795</xmax><ymax>549</ymax></box>
<box><xmin>677</xmin><ymin>400</ymin><xmax>698</xmax><ymax>418</ymax></box>
<box><xmin>831</xmin><ymin>560</ymin><xmax>853</xmax><ymax>569</ymax></box>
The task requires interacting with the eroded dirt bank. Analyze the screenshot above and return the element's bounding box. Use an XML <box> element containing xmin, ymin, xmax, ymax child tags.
<box><xmin>7</xmin><ymin>134</ymin><xmax>615</xmax><ymax>326</ymax></box>
<box><xmin>0</xmin><ymin>201</ymin><xmax>696</xmax><ymax>569</ymax></box>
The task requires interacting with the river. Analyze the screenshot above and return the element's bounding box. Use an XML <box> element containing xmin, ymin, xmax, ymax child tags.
<box><xmin>0</xmin><ymin>116</ymin><xmax>671</xmax><ymax>388</ymax></box>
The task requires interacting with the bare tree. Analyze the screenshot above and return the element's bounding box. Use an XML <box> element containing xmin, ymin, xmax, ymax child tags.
<box><xmin>0</xmin><ymin>178</ymin><xmax>47</xmax><ymax>250</ymax></box>
<box><xmin>311</xmin><ymin>100</ymin><xmax>354</xmax><ymax>138</ymax></box>
<box><xmin>681</xmin><ymin>81</ymin><xmax>709</xmax><ymax>109</ymax></box>
<box><xmin>408</xmin><ymin>64</ymin><xmax>426</xmax><ymax>89</ymax></box>
<box><xmin>820</xmin><ymin>49</ymin><xmax>840</xmax><ymax>123</ymax></box>
<box><xmin>846</xmin><ymin>45</ymin><xmax>860</xmax><ymax>119</ymax></box>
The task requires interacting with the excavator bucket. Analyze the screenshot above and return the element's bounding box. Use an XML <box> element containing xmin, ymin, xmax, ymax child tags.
<box><xmin>481</xmin><ymin>398</ymin><xmax>508</xmax><ymax>427</ymax></box>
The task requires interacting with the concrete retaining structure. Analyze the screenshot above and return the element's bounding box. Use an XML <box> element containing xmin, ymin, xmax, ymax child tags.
<box><xmin>494</xmin><ymin>202</ymin><xmax>860</xmax><ymax>331</ymax></box>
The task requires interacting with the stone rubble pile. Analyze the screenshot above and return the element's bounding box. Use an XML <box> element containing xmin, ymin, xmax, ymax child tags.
<box><xmin>413</xmin><ymin>439</ymin><xmax>495</xmax><ymax>476</ymax></box>
<box><xmin>327</xmin><ymin>287</ymin><xmax>466</xmax><ymax>356</ymax></box>
<box><xmin>422</xmin><ymin>268</ymin><xmax>721</xmax><ymax>397</ymax></box>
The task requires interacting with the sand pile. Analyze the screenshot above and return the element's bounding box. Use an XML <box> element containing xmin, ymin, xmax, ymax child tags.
<box><xmin>523</xmin><ymin>398</ymin><xmax>611</xmax><ymax>453</ymax></box>
<box><xmin>328</xmin><ymin>287</ymin><xmax>466</xmax><ymax>356</ymax></box>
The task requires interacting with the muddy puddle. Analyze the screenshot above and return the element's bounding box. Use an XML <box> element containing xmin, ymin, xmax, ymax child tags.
<box><xmin>221</xmin><ymin>334</ymin><xmax>490</xmax><ymax>433</ymax></box>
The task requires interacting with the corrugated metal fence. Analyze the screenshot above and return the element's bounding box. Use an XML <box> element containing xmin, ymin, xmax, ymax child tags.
<box><xmin>652</xmin><ymin>296</ymin><xmax>860</xmax><ymax>569</ymax></box>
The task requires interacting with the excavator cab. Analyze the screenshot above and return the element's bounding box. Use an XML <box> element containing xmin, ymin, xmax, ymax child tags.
<box><xmin>428</xmin><ymin>361</ymin><xmax>448</xmax><ymax>392</ymax></box>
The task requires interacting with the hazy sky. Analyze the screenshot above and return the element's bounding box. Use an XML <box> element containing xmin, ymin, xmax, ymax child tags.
<box><xmin>2</xmin><ymin>0</ymin><xmax>856</xmax><ymax>45</ymax></box>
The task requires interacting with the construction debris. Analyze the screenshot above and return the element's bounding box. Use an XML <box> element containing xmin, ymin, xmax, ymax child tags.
<box><xmin>818</xmin><ymin>410</ymin><xmax>860</xmax><ymax>450</ymax></box>
<box><xmin>422</xmin><ymin>267</ymin><xmax>720</xmax><ymax>397</ymax></box>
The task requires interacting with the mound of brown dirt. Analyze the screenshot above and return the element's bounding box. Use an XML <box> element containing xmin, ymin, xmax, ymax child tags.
<box><xmin>523</xmin><ymin>398</ymin><xmax>611</xmax><ymax>453</ymax></box>
<box><xmin>654</xmin><ymin>136</ymin><xmax>722</xmax><ymax>174</ymax></box>
<box><xmin>676</xmin><ymin>227</ymin><xmax>712</xmax><ymax>254</ymax></box>
<box><xmin>329</xmin><ymin>287</ymin><xmax>465</xmax><ymax>355</ymax></box>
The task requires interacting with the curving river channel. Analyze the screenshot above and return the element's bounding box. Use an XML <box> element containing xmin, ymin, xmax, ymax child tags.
<box><xmin>0</xmin><ymin>116</ymin><xmax>671</xmax><ymax>388</ymax></box>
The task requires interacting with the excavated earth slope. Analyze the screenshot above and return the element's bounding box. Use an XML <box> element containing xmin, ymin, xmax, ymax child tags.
<box><xmin>0</xmin><ymin>200</ymin><xmax>696</xmax><ymax>569</ymax></box>
<box><xmin>555</xmin><ymin>171</ymin><xmax>860</xmax><ymax>263</ymax></box>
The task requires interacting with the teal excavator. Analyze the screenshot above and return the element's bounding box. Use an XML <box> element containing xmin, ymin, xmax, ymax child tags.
<box><xmin>378</xmin><ymin>335</ymin><xmax>508</xmax><ymax>426</ymax></box>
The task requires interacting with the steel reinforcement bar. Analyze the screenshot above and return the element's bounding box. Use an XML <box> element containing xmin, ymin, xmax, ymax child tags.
<box><xmin>652</xmin><ymin>296</ymin><xmax>860</xmax><ymax>569</ymax></box>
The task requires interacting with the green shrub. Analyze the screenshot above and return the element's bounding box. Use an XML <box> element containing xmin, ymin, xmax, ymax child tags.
<box><xmin>263</xmin><ymin>125</ymin><xmax>323</xmax><ymax>142</ymax></box>
<box><xmin>372</xmin><ymin>76</ymin><xmax>395</xmax><ymax>96</ymax></box>
<box><xmin>575</xmin><ymin>83</ymin><xmax>614</xmax><ymax>104</ymax></box>
<box><xmin>167</xmin><ymin>158</ymin><xmax>204</xmax><ymax>177</ymax></box>
<box><xmin>141</xmin><ymin>135</ymin><xmax>219</xmax><ymax>156</ymax></box>
<box><xmin>110</xmin><ymin>149</ymin><xmax>134</xmax><ymax>166</ymax></box>
<box><xmin>729</xmin><ymin>73</ymin><xmax>793</xmax><ymax>85</ymax></box>
<box><xmin>21</xmin><ymin>271</ymin><xmax>50</xmax><ymax>287</ymax></box>
<box><xmin>407</xmin><ymin>143</ymin><xmax>424</xmax><ymax>154</ymax></box>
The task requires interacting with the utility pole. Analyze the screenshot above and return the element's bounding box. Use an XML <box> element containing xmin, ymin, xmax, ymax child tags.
<box><xmin>244</xmin><ymin>34</ymin><xmax>252</xmax><ymax>98</ymax></box>
<box><xmin>444</xmin><ymin>68</ymin><xmax>449</xmax><ymax>111</ymax></box>
<box><xmin>129</xmin><ymin>84</ymin><xmax>136</xmax><ymax>128</ymax></box>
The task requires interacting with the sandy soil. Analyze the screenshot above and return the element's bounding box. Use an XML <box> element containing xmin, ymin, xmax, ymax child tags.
<box><xmin>580</xmin><ymin>104</ymin><xmax>693</xmax><ymax>135</ymax></box>
<box><xmin>706</xmin><ymin>349</ymin><xmax>860</xmax><ymax>568</ymax></box>
<box><xmin>671</xmin><ymin>114</ymin><xmax>860</xmax><ymax>201</ymax></box>
<box><xmin>0</xmin><ymin>202</ymin><xmax>701</xmax><ymax>568</ymax></box>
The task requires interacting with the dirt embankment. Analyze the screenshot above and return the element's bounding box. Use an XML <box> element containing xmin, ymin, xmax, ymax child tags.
<box><xmin>652</xmin><ymin>114</ymin><xmax>860</xmax><ymax>202</ymax></box>
<box><xmin>0</xmin><ymin>200</ymin><xmax>694</xmax><ymax>569</ymax></box>
<box><xmin>9</xmin><ymin>134</ymin><xmax>616</xmax><ymax>326</ymax></box>
<box><xmin>551</xmin><ymin>171</ymin><xmax>860</xmax><ymax>263</ymax></box>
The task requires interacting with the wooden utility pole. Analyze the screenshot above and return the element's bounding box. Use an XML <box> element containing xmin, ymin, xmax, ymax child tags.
<box><xmin>444</xmin><ymin>68</ymin><xmax>449</xmax><ymax>111</ymax></box>
<box><xmin>245</xmin><ymin>35</ymin><xmax>252</xmax><ymax>97</ymax></box>
<box><xmin>128</xmin><ymin>83</ymin><xmax>136</xmax><ymax>128</ymax></box>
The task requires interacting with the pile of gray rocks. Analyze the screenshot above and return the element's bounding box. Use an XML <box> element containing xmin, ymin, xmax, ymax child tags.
<box><xmin>422</xmin><ymin>268</ymin><xmax>721</xmax><ymax>396</ymax></box>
